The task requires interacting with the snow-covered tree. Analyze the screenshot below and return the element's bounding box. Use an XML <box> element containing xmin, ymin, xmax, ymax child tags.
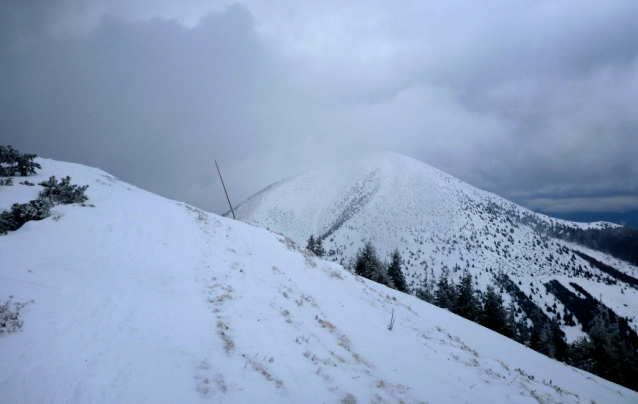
<box><xmin>314</xmin><ymin>237</ymin><xmax>325</xmax><ymax>257</ymax></box>
<box><xmin>455</xmin><ymin>270</ymin><xmax>479</xmax><ymax>321</ymax></box>
<box><xmin>39</xmin><ymin>176</ymin><xmax>89</xmax><ymax>205</ymax></box>
<box><xmin>0</xmin><ymin>145</ymin><xmax>41</xmax><ymax>177</ymax></box>
<box><xmin>415</xmin><ymin>268</ymin><xmax>435</xmax><ymax>302</ymax></box>
<box><xmin>354</xmin><ymin>241</ymin><xmax>391</xmax><ymax>287</ymax></box>
<box><xmin>434</xmin><ymin>267</ymin><xmax>456</xmax><ymax>311</ymax></box>
<box><xmin>306</xmin><ymin>235</ymin><xmax>325</xmax><ymax>257</ymax></box>
<box><xmin>306</xmin><ymin>235</ymin><xmax>316</xmax><ymax>253</ymax></box>
<box><xmin>480</xmin><ymin>285</ymin><xmax>508</xmax><ymax>335</ymax></box>
<box><xmin>588</xmin><ymin>305</ymin><xmax>623</xmax><ymax>383</ymax></box>
<box><xmin>387</xmin><ymin>249</ymin><xmax>408</xmax><ymax>292</ymax></box>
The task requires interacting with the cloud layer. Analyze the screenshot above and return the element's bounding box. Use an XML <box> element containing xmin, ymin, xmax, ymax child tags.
<box><xmin>2</xmin><ymin>1</ymin><xmax>637</xmax><ymax>216</ymax></box>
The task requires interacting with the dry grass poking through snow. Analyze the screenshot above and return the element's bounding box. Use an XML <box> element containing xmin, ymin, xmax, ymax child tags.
<box><xmin>0</xmin><ymin>299</ymin><xmax>33</xmax><ymax>336</ymax></box>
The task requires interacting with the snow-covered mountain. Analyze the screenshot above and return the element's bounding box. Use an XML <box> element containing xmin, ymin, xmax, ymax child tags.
<box><xmin>2</xmin><ymin>157</ymin><xmax>637</xmax><ymax>403</ymax></box>
<box><xmin>233</xmin><ymin>151</ymin><xmax>638</xmax><ymax>339</ymax></box>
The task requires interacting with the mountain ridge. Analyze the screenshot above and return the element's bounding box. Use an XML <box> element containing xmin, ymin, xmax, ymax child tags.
<box><xmin>232</xmin><ymin>152</ymin><xmax>638</xmax><ymax>341</ymax></box>
<box><xmin>2</xmin><ymin>156</ymin><xmax>638</xmax><ymax>402</ymax></box>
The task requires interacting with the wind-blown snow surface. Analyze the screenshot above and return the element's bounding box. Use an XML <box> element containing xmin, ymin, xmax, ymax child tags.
<box><xmin>233</xmin><ymin>152</ymin><xmax>638</xmax><ymax>338</ymax></box>
<box><xmin>1</xmin><ymin>159</ymin><xmax>637</xmax><ymax>403</ymax></box>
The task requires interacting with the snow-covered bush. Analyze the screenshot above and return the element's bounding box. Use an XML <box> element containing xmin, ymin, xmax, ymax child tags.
<box><xmin>39</xmin><ymin>176</ymin><xmax>89</xmax><ymax>205</ymax></box>
<box><xmin>0</xmin><ymin>146</ymin><xmax>90</xmax><ymax>235</ymax></box>
<box><xmin>0</xmin><ymin>199</ymin><xmax>52</xmax><ymax>234</ymax></box>
<box><xmin>0</xmin><ymin>145</ymin><xmax>41</xmax><ymax>177</ymax></box>
<box><xmin>1</xmin><ymin>175</ymin><xmax>90</xmax><ymax>235</ymax></box>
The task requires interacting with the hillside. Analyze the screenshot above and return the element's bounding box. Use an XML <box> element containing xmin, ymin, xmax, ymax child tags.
<box><xmin>233</xmin><ymin>151</ymin><xmax>638</xmax><ymax>341</ymax></box>
<box><xmin>2</xmin><ymin>158</ymin><xmax>637</xmax><ymax>403</ymax></box>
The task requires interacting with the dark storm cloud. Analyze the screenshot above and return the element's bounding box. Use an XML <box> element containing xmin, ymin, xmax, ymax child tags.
<box><xmin>1</xmin><ymin>3</ymin><xmax>284</xmax><ymax>211</ymax></box>
<box><xmin>2</xmin><ymin>0</ymin><xmax>637</xmax><ymax>216</ymax></box>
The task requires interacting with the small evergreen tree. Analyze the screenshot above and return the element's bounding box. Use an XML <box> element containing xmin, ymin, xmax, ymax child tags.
<box><xmin>415</xmin><ymin>268</ymin><xmax>435</xmax><ymax>303</ymax></box>
<box><xmin>306</xmin><ymin>235</ymin><xmax>316</xmax><ymax>252</ymax></box>
<box><xmin>354</xmin><ymin>241</ymin><xmax>381</xmax><ymax>280</ymax></box>
<box><xmin>0</xmin><ymin>199</ymin><xmax>52</xmax><ymax>234</ymax></box>
<box><xmin>588</xmin><ymin>304</ymin><xmax>623</xmax><ymax>384</ymax></box>
<box><xmin>504</xmin><ymin>301</ymin><xmax>520</xmax><ymax>341</ymax></box>
<box><xmin>372</xmin><ymin>262</ymin><xmax>393</xmax><ymax>288</ymax></box>
<box><xmin>353</xmin><ymin>241</ymin><xmax>392</xmax><ymax>287</ymax></box>
<box><xmin>314</xmin><ymin>237</ymin><xmax>325</xmax><ymax>257</ymax></box>
<box><xmin>434</xmin><ymin>267</ymin><xmax>455</xmax><ymax>311</ymax></box>
<box><xmin>566</xmin><ymin>337</ymin><xmax>595</xmax><ymax>372</ymax></box>
<box><xmin>529</xmin><ymin>320</ymin><xmax>555</xmax><ymax>358</ymax></box>
<box><xmin>0</xmin><ymin>145</ymin><xmax>41</xmax><ymax>177</ymax></box>
<box><xmin>39</xmin><ymin>176</ymin><xmax>89</xmax><ymax>205</ymax></box>
<box><xmin>550</xmin><ymin>318</ymin><xmax>568</xmax><ymax>361</ymax></box>
<box><xmin>517</xmin><ymin>315</ymin><xmax>531</xmax><ymax>346</ymax></box>
<box><xmin>480</xmin><ymin>285</ymin><xmax>508</xmax><ymax>335</ymax></box>
<box><xmin>455</xmin><ymin>269</ymin><xmax>479</xmax><ymax>321</ymax></box>
<box><xmin>387</xmin><ymin>249</ymin><xmax>408</xmax><ymax>292</ymax></box>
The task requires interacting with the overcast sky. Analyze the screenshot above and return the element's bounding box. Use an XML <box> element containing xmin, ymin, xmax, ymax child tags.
<box><xmin>2</xmin><ymin>0</ymin><xmax>637</xmax><ymax>223</ymax></box>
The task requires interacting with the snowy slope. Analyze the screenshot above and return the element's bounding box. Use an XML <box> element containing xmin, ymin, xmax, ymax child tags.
<box><xmin>233</xmin><ymin>152</ymin><xmax>638</xmax><ymax>338</ymax></box>
<box><xmin>1</xmin><ymin>158</ymin><xmax>637</xmax><ymax>403</ymax></box>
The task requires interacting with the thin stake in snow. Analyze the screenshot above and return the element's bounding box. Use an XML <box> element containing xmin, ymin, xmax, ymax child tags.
<box><xmin>215</xmin><ymin>160</ymin><xmax>235</xmax><ymax>220</ymax></box>
<box><xmin>388</xmin><ymin>309</ymin><xmax>395</xmax><ymax>331</ymax></box>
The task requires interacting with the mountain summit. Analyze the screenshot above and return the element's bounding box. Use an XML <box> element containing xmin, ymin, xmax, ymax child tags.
<box><xmin>233</xmin><ymin>152</ymin><xmax>638</xmax><ymax>339</ymax></box>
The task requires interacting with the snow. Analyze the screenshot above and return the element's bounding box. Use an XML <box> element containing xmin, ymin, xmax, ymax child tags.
<box><xmin>1</xmin><ymin>158</ymin><xmax>637</xmax><ymax>403</ymax></box>
<box><xmin>233</xmin><ymin>151</ymin><xmax>638</xmax><ymax>337</ymax></box>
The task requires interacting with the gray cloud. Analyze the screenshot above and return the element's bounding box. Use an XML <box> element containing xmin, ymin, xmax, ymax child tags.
<box><xmin>1</xmin><ymin>1</ymin><xmax>637</xmax><ymax>217</ymax></box>
<box><xmin>2</xmin><ymin>4</ymin><xmax>287</xmax><ymax>211</ymax></box>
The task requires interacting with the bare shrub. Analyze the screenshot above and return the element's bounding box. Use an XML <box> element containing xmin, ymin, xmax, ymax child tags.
<box><xmin>340</xmin><ymin>392</ymin><xmax>357</xmax><ymax>404</ymax></box>
<box><xmin>0</xmin><ymin>299</ymin><xmax>32</xmax><ymax>335</ymax></box>
<box><xmin>315</xmin><ymin>315</ymin><xmax>336</xmax><ymax>331</ymax></box>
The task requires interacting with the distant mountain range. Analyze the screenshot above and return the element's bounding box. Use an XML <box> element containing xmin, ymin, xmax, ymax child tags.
<box><xmin>538</xmin><ymin>210</ymin><xmax>638</xmax><ymax>228</ymax></box>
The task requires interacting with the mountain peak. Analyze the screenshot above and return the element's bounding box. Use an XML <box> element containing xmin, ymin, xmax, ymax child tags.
<box><xmin>234</xmin><ymin>153</ymin><xmax>638</xmax><ymax>344</ymax></box>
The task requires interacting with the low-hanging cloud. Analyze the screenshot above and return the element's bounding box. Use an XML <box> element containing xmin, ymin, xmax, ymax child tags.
<box><xmin>1</xmin><ymin>4</ymin><xmax>288</xmax><ymax>211</ymax></box>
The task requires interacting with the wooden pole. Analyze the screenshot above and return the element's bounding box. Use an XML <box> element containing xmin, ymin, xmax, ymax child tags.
<box><xmin>215</xmin><ymin>160</ymin><xmax>236</xmax><ymax>220</ymax></box>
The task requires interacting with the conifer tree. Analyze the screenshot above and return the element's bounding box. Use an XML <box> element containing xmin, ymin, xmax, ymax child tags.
<box><xmin>530</xmin><ymin>320</ymin><xmax>555</xmax><ymax>358</ymax></box>
<box><xmin>588</xmin><ymin>304</ymin><xmax>623</xmax><ymax>383</ymax></box>
<box><xmin>415</xmin><ymin>268</ymin><xmax>434</xmax><ymax>303</ymax></box>
<box><xmin>306</xmin><ymin>235</ymin><xmax>316</xmax><ymax>253</ymax></box>
<box><xmin>0</xmin><ymin>145</ymin><xmax>41</xmax><ymax>177</ymax></box>
<box><xmin>354</xmin><ymin>241</ymin><xmax>382</xmax><ymax>280</ymax></box>
<box><xmin>38</xmin><ymin>176</ymin><xmax>89</xmax><ymax>204</ymax></box>
<box><xmin>434</xmin><ymin>267</ymin><xmax>455</xmax><ymax>310</ymax></box>
<box><xmin>373</xmin><ymin>262</ymin><xmax>393</xmax><ymax>288</ymax></box>
<box><xmin>550</xmin><ymin>317</ymin><xmax>568</xmax><ymax>361</ymax></box>
<box><xmin>455</xmin><ymin>269</ymin><xmax>479</xmax><ymax>321</ymax></box>
<box><xmin>504</xmin><ymin>301</ymin><xmax>520</xmax><ymax>341</ymax></box>
<box><xmin>387</xmin><ymin>249</ymin><xmax>408</xmax><ymax>292</ymax></box>
<box><xmin>480</xmin><ymin>285</ymin><xmax>508</xmax><ymax>335</ymax></box>
<box><xmin>517</xmin><ymin>315</ymin><xmax>531</xmax><ymax>346</ymax></box>
<box><xmin>566</xmin><ymin>337</ymin><xmax>594</xmax><ymax>371</ymax></box>
<box><xmin>314</xmin><ymin>237</ymin><xmax>325</xmax><ymax>257</ymax></box>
